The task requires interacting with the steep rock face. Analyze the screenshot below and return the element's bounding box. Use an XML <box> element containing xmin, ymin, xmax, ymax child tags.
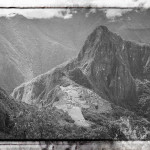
<box><xmin>124</xmin><ymin>42</ymin><xmax>150</xmax><ymax>79</ymax></box>
<box><xmin>75</xmin><ymin>26</ymin><xmax>150</xmax><ymax>107</ymax></box>
<box><xmin>77</xmin><ymin>26</ymin><xmax>136</xmax><ymax>106</ymax></box>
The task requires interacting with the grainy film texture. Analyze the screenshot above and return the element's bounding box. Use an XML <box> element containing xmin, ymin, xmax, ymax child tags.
<box><xmin>0</xmin><ymin>4</ymin><xmax>150</xmax><ymax>140</ymax></box>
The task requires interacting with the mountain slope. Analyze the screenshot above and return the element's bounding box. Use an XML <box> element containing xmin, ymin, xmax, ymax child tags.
<box><xmin>0</xmin><ymin>87</ymin><xmax>24</xmax><ymax>136</ymax></box>
<box><xmin>12</xmin><ymin>25</ymin><xmax>150</xmax><ymax>114</ymax></box>
<box><xmin>0</xmin><ymin>16</ymin><xmax>76</xmax><ymax>93</ymax></box>
<box><xmin>1</xmin><ymin>9</ymin><xmax>150</xmax><ymax>93</ymax></box>
<box><xmin>11</xmin><ymin>25</ymin><xmax>150</xmax><ymax>139</ymax></box>
<box><xmin>76</xmin><ymin>26</ymin><xmax>150</xmax><ymax>107</ymax></box>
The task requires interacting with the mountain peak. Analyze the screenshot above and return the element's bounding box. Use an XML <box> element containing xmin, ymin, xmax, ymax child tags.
<box><xmin>77</xmin><ymin>25</ymin><xmax>121</xmax><ymax>62</ymax></box>
<box><xmin>77</xmin><ymin>25</ymin><xmax>138</xmax><ymax>106</ymax></box>
<box><xmin>87</xmin><ymin>25</ymin><xmax>119</xmax><ymax>45</ymax></box>
<box><xmin>95</xmin><ymin>25</ymin><xmax>109</xmax><ymax>33</ymax></box>
<box><xmin>91</xmin><ymin>25</ymin><xmax>110</xmax><ymax>38</ymax></box>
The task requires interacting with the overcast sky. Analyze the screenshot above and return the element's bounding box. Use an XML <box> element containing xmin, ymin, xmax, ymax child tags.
<box><xmin>0</xmin><ymin>0</ymin><xmax>149</xmax><ymax>19</ymax></box>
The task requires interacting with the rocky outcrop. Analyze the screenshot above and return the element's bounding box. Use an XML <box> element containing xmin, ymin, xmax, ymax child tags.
<box><xmin>12</xmin><ymin>67</ymin><xmax>66</xmax><ymax>105</ymax></box>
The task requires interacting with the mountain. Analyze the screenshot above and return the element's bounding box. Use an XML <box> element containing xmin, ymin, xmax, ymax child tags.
<box><xmin>0</xmin><ymin>15</ymin><xmax>76</xmax><ymax>93</ymax></box>
<box><xmin>1</xmin><ymin>9</ymin><xmax>150</xmax><ymax>93</ymax></box>
<box><xmin>0</xmin><ymin>86</ymin><xmax>25</xmax><ymax>138</ymax></box>
<box><xmin>12</xmin><ymin>25</ymin><xmax>150</xmax><ymax>107</ymax></box>
<box><xmin>11</xmin><ymin>26</ymin><xmax>150</xmax><ymax>139</ymax></box>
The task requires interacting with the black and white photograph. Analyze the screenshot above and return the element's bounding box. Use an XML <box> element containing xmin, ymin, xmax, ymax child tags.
<box><xmin>0</xmin><ymin>0</ymin><xmax>150</xmax><ymax>141</ymax></box>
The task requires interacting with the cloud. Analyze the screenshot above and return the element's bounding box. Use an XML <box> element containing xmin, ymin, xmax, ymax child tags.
<box><xmin>104</xmin><ymin>9</ymin><xmax>132</xmax><ymax>19</ymax></box>
<box><xmin>0</xmin><ymin>0</ymin><xmax>149</xmax><ymax>19</ymax></box>
<box><xmin>85</xmin><ymin>8</ymin><xmax>97</xmax><ymax>17</ymax></box>
<box><xmin>0</xmin><ymin>9</ymin><xmax>73</xmax><ymax>19</ymax></box>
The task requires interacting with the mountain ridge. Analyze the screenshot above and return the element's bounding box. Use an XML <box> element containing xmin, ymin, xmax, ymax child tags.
<box><xmin>9</xmin><ymin>26</ymin><xmax>150</xmax><ymax>139</ymax></box>
<box><xmin>0</xmin><ymin>25</ymin><xmax>150</xmax><ymax>139</ymax></box>
<box><xmin>2</xmin><ymin>9</ymin><xmax>150</xmax><ymax>93</ymax></box>
<box><xmin>12</xmin><ymin>25</ymin><xmax>150</xmax><ymax>107</ymax></box>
